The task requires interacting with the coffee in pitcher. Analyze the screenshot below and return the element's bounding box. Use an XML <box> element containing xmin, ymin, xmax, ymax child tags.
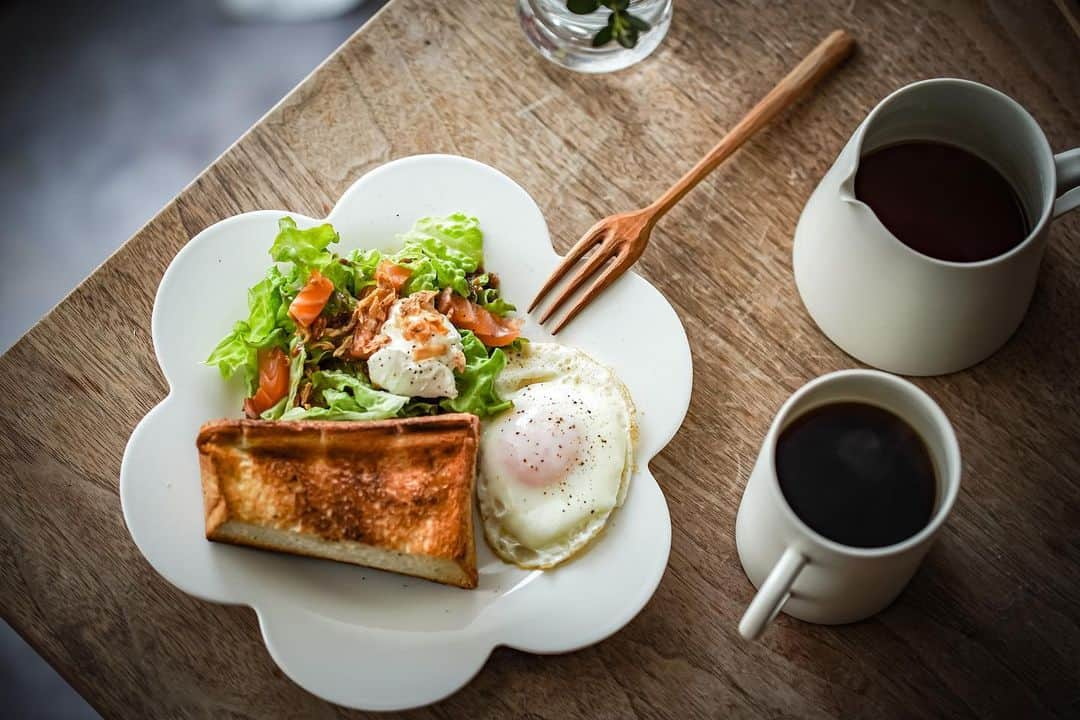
<box><xmin>854</xmin><ymin>140</ymin><xmax>1029</xmax><ymax>263</ymax></box>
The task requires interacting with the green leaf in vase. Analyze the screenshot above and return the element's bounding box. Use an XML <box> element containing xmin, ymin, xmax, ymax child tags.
<box><xmin>627</xmin><ymin>13</ymin><xmax>651</xmax><ymax>32</ymax></box>
<box><xmin>617</xmin><ymin>26</ymin><xmax>639</xmax><ymax>48</ymax></box>
<box><xmin>567</xmin><ymin>0</ymin><xmax>600</xmax><ymax>14</ymax></box>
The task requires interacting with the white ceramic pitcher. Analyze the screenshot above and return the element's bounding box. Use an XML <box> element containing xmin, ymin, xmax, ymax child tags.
<box><xmin>793</xmin><ymin>79</ymin><xmax>1080</xmax><ymax>376</ymax></box>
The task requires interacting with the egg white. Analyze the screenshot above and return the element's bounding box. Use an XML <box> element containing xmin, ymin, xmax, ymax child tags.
<box><xmin>477</xmin><ymin>342</ymin><xmax>637</xmax><ymax>569</ymax></box>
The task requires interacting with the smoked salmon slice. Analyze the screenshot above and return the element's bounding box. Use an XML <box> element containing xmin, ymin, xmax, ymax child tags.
<box><xmin>375</xmin><ymin>260</ymin><xmax>412</xmax><ymax>291</ymax></box>
<box><xmin>436</xmin><ymin>289</ymin><xmax>522</xmax><ymax>347</ymax></box>
<box><xmin>243</xmin><ymin>347</ymin><xmax>290</xmax><ymax>417</ymax></box>
<box><xmin>288</xmin><ymin>269</ymin><xmax>334</xmax><ymax>327</ymax></box>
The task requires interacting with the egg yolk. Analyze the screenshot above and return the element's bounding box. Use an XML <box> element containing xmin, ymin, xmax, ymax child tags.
<box><xmin>496</xmin><ymin>403</ymin><xmax>583</xmax><ymax>488</ymax></box>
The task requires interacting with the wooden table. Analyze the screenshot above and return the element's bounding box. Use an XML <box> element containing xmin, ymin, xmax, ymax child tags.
<box><xmin>3</xmin><ymin>1</ymin><xmax>1078</xmax><ymax>717</ymax></box>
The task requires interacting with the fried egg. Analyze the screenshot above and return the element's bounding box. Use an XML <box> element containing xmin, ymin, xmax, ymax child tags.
<box><xmin>368</xmin><ymin>292</ymin><xmax>465</xmax><ymax>399</ymax></box>
<box><xmin>477</xmin><ymin>342</ymin><xmax>637</xmax><ymax>568</ymax></box>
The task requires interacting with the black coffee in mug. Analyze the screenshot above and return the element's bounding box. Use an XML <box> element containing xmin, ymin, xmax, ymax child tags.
<box><xmin>776</xmin><ymin>402</ymin><xmax>936</xmax><ymax>548</ymax></box>
<box><xmin>855</xmin><ymin>140</ymin><xmax>1029</xmax><ymax>263</ymax></box>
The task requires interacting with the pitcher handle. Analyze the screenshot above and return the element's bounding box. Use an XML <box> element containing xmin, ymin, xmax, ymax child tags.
<box><xmin>739</xmin><ymin>546</ymin><xmax>806</xmax><ymax>640</ymax></box>
<box><xmin>1054</xmin><ymin>148</ymin><xmax>1080</xmax><ymax>218</ymax></box>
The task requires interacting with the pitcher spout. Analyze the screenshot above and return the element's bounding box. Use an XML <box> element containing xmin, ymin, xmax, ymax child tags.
<box><xmin>837</xmin><ymin>119</ymin><xmax>869</xmax><ymax>204</ymax></box>
<box><xmin>838</xmin><ymin>166</ymin><xmax>858</xmax><ymax>203</ymax></box>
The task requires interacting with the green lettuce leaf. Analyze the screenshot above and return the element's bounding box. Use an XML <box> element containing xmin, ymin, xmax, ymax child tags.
<box><xmin>206</xmin><ymin>327</ymin><xmax>258</xmax><ymax>394</ymax></box>
<box><xmin>458</xmin><ymin>329</ymin><xmax>489</xmax><ymax>365</ymax></box>
<box><xmin>392</xmin><ymin>213</ymin><xmax>484</xmax><ymax>297</ymax></box>
<box><xmin>280</xmin><ymin>369</ymin><xmax>408</xmax><ymax>421</ymax></box>
<box><xmin>400</xmin><ymin>213</ymin><xmax>483</xmax><ymax>269</ymax></box>
<box><xmin>271</xmin><ymin>216</ymin><xmax>354</xmax><ymax>290</ymax></box>
<box><xmin>248</xmin><ymin>266</ymin><xmax>296</xmax><ymax>344</ymax></box>
<box><xmin>206</xmin><ymin>265</ymin><xmax>292</xmax><ymax>395</ymax></box>
<box><xmin>347</xmin><ymin>247</ymin><xmax>384</xmax><ymax>293</ymax></box>
<box><xmin>466</xmin><ymin>272</ymin><xmax>515</xmax><ymax>317</ymax></box>
<box><xmin>260</xmin><ymin>396</ymin><xmax>289</xmax><ymax>421</ymax></box>
<box><xmin>504</xmin><ymin>336</ymin><xmax>529</xmax><ymax>353</ymax></box>
<box><xmin>440</xmin><ymin>331</ymin><xmax>513</xmax><ymax>417</ymax></box>
<box><xmin>397</xmin><ymin>252</ymin><xmax>459</xmax><ymax>295</ymax></box>
<box><xmin>399</xmin><ymin>399</ymin><xmax>440</xmax><ymax>416</ymax></box>
<box><xmin>475</xmin><ymin>288</ymin><xmax>515</xmax><ymax>317</ymax></box>
<box><xmin>270</xmin><ymin>216</ymin><xmax>339</xmax><ymax>268</ymax></box>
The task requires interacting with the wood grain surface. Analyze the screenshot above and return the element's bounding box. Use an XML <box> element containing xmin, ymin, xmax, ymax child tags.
<box><xmin>2</xmin><ymin>1</ymin><xmax>1078</xmax><ymax>717</ymax></box>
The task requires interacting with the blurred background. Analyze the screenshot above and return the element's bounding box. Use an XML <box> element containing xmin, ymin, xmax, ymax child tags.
<box><xmin>0</xmin><ymin>0</ymin><xmax>385</xmax><ymax>716</ymax></box>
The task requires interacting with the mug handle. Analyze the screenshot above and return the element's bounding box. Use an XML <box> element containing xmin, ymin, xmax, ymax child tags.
<box><xmin>1054</xmin><ymin>148</ymin><xmax>1080</xmax><ymax>218</ymax></box>
<box><xmin>738</xmin><ymin>546</ymin><xmax>807</xmax><ymax>640</ymax></box>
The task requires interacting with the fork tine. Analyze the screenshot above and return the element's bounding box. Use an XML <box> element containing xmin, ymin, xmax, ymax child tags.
<box><xmin>550</xmin><ymin>250</ymin><xmax>634</xmax><ymax>334</ymax></box>
<box><xmin>528</xmin><ymin>225</ymin><xmax>606</xmax><ymax>312</ymax></box>
<box><xmin>537</xmin><ymin>242</ymin><xmax>615</xmax><ymax>324</ymax></box>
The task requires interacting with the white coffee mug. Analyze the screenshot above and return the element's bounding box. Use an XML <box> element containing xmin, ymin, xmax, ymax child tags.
<box><xmin>793</xmin><ymin>78</ymin><xmax>1080</xmax><ymax>376</ymax></box>
<box><xmin>736</xmin><ymin>370</ymin><xmax>960</xmax><ymax>640</ymax></box>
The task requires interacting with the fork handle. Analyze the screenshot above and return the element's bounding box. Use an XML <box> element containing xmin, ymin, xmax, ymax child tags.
<box><xmin>646</xmin><ymin>30</ymin><xmax>855</xmax><ymax>220</ymax></box>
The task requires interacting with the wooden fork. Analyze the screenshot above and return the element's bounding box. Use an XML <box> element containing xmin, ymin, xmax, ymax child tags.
<box><xmin>530</xmin><ymin>29</ymin><xmax>856</xmax><ymax>333</ymax></box>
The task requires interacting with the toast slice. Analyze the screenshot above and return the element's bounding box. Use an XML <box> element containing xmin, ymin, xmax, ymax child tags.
<box><xmin>196</xmin><ymin>415</ymin><xmax>479</xmax><ymax>589</ymax></box>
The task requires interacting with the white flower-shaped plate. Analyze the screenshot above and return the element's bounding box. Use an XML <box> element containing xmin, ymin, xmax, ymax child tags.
<box><xmin>120</xmin><ymin>155</ymin><xmax>692</xmax><ymax>711</ymax></box>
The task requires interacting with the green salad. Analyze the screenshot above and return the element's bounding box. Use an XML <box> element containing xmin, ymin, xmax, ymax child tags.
<box><xmin>207</xmin><ymin>213</ymin><xmax>524</xmax><ymax>421</ymax></box>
